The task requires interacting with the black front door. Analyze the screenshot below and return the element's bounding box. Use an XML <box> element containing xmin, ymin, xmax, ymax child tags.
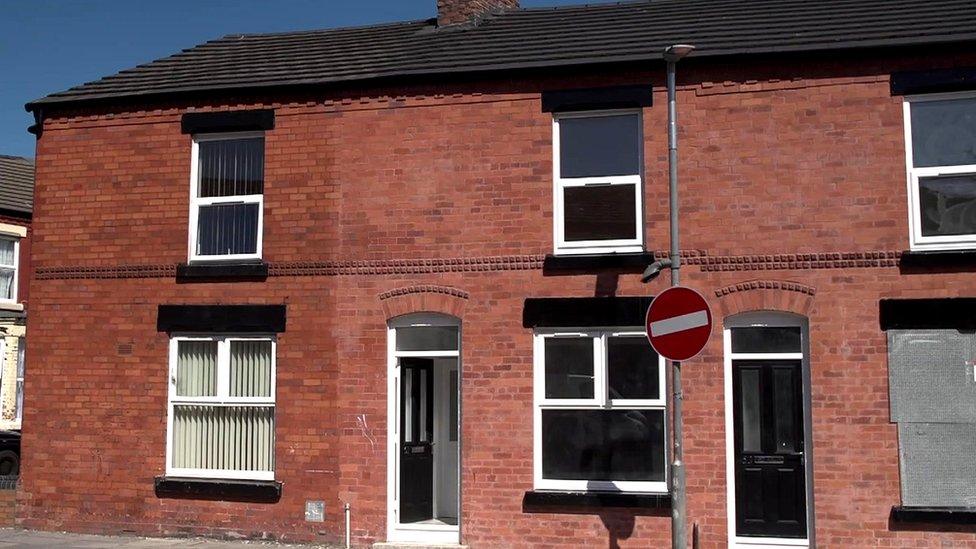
<box><xmin>399</xmin><ymin>358</ymin><xmax>434</xmax><ymax>524</ymax></box>
<box><xmin>733</xmin><ymin>360</ymin><xmax>807</xmax><ymax>538</ymax></box>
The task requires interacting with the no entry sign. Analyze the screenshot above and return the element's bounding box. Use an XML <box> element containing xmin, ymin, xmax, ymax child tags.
<box><xmin>646</xmin><ymin>286</ymin><xmax>713</xmax><ymax>361</ymax></box>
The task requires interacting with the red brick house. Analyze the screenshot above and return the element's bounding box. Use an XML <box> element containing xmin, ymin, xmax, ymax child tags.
<box><xmin>19</xmin><ymin>0</ymin><xmax>976</xmax><ymax>547</ymax></box>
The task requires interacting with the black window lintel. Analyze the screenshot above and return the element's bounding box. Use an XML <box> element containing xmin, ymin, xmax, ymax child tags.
<box><xmin>523</xmin><ymin>296</ymin><xmax>653</xmax><ymax>329</ymax></box>
<box><xmin>879</xmin><ymin>298</ymin><xmax>976</xmax><ymax>331</ymax></box>
<box><xmin>542</xmin><ymin>85</ymin><xmax>652</xmax><ymax>113</ymax></box>
<box><xmin>891</xmin><ymin>67</ymin><xmax>976</xmax><ymax>96</ymax></box>
<box><xmin>181</xmin><ymin>109</ymin><xmax>275</xmax><ymax>134</ymax></box>
<box><xmin>157</xmin><ymin>304</ymin><xmax>286</xmax><ymax>333</ymax></box>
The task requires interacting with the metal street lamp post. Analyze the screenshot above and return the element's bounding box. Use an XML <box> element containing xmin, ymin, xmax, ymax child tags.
<box><xmin>664</xmin><ymin>43</ymin><xmax>695</xmax><ymax>549</ymax></box>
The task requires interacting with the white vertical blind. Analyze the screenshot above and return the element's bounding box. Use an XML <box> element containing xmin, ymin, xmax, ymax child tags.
<box><xmin>0</xmin><ymin>239</ymin><xmax>16</xmax><ymax>301</ymax></box>
<box><xmin>172</xmin><ymin>405</ymin><xmax>274</xmax><ymax>472</ymax></box>
<box><xmin>176</xmin><ymin>341</ymin><xmax>218</xmax><ymax>397</ymax></box>
<box><xmin>169</xmin><ymin>337</ymin><xmax>275</xmax><ymax>478</ymax></box>
<box><xmin>230</xmin><ymin>340</ymin><xmax>272</xmax><ymax>397</ymax></box>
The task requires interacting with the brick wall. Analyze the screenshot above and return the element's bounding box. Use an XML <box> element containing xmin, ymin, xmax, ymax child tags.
<box><xmin>20</xmin><ymin>51</ymin><xmax>976</xmax><ymax>547</ymax></box>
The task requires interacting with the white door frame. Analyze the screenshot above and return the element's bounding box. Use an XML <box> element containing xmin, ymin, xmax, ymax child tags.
<box><xmin>723</xmin><ymin>312</ymin><xmax>815</xmax><ymax>549</ymax></box>
<box><xmin>386</xmin><ymin>313</ymin><xmax>461</xmax><ymax>544</ymax></box>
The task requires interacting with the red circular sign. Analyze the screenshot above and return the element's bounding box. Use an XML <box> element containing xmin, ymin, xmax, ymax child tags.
<box><xmin>646</xmin><ymin>286</ymin><xmax>713</xmax><ymax>361</ymax></box>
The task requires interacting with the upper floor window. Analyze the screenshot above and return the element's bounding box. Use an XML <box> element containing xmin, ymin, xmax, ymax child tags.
<box><xmin>904</xmin><ymin>93</ymin><xmax>976</xmax><ymax>250</ymax></box>
<box><xmin>553</xmin><ymin>111</ymin><xmax>644</xmax><ymax>255</ymax></box>
<box><xmin>533</xmin><ymin>329</ymin><xmax>666</xmax><ymax>493</ymax></box>
<box><xmin>189</xmin><ymin>133</ymin><xmax>265</xmax><ymax>262</ymax></box>
<box><xmin>0</xmin><ymin>238</ymin><xmax>18</xmax><ymax>303</ymax></box>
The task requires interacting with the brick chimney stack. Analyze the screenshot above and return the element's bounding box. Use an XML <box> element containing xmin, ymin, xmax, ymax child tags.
<box><xmin>437</xmin><ymin>0</ymin><xmax>519</xmax><ymax>26</ymax></box>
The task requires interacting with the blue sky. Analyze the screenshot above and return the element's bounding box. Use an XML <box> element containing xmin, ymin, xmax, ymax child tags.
<box><xmin>0</xmin><ymin>0</ymin><xmax>611</xmax><ymax>159</ymax></box>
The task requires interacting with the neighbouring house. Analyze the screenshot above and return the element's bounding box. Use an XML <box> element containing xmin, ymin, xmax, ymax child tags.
<box><xmin>0</xmin><ymin>156</ymin><xmax>31</xmax><ymax>434</ymax></box>
<box><xmin>18</xmin><ymin>0</ymin><xmax>976</xmax><ymax>547</ymax></box>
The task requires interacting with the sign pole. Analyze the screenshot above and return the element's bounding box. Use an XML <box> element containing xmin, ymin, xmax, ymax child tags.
<box><xmin>665</xmin><ymin>44</ymin><xmax>691</xmax><ymax>549</ymax></box>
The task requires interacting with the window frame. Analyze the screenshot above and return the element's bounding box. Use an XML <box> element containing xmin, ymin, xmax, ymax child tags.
<box><xmin>0</xmin><ymin>237</ymin><xmax>19</xmax><ymax>304</ymax></box>
<box><xmin>533</xmin><ymin>328</ymin><xmax>667</xmax><ymax>493</ymax></box>
<box><xmin>14</xmin><ymin>336</ymin><xmax>23</xmax><ymax>421</ymax></box>
<box><xmin>903</xmin><ymin>91</ymin><xmax>976</xmax><ymax>251</ymax></box>
<box><xmin>552</xmin><ymin>109</ymin><xmax>645</xmax><ymax>256</ymax></box>
<box><xmin>165</xmin><ymin>334</ymin><xmax>276</xmax><ymax>481</ymax></box>
<box><xmin>187</xmin><ymin>131</ymin><xmax>266</xmax><ymax>263</ymax></box>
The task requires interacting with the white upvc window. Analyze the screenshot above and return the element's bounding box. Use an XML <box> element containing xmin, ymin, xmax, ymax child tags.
<box><xmin>166</xmin><ymin>335</ymin><xmax>276</xmax><ymax>481</ymax></box>
<box><xmin>0</xmin><ymin>238</ymin><xmax>18</xmax><ymax>303</ymax></box>
<box><xmin>188</xmin><ymin>132</ymin><xmax>265</xmax><ymax>262</ymax></box>
<box><xmin>553</xmin><ymin>110</ymin><xmax>645</xmax><ymax>255</ymax></box>
<box><xmin>904</xmin><ymin>92</ymin><xmax>976</xmax><ymax>251</ymax></box>
<box><xmin>533</xmin><ymin>329</ymin><xmax>667</xmax><ymax>493</ymax></box>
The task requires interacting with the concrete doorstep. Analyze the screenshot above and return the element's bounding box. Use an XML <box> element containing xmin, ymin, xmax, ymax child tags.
<box><xmin>0</xmin><ymin>529</ymin><xmax>344</xmax><ymax>548</ymax></box>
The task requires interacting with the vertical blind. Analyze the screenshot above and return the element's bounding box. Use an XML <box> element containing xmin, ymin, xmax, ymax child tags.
<box><xmin>0</xmin><ymin>239</ymin><xmax>15</xmax><ymax>300</ymax></box>
<box><xmin>171</xmin><ymin>405</ymin><xmax>274</xmax><ymax>472</ymax></box>
<box><xmin>198</xmin><ymin>138</ymin><xmax>264</xmax><ymax>197</ymax></box>
<box><xmin>195</xmin><ymin>136</ymin><xmax>264</xmax><ymax>257</ymax></box>
<box><xmin>171</xmin><ymin>338</ymin><xmax>275</xmax><ymax>475</ymax></box>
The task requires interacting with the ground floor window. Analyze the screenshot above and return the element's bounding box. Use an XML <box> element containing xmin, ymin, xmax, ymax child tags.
<box><xmin>888</xmin><ymin>328</ymin><xmax>976</xmax><ymax>507</ymax></box>
<box><xmin>533</xmin><ymin>329</ymin><xmax>666</xmax><ymax>493</ymax></box>
<box><xmin>166</xmin><ymin>335</ymin><xmax>275</xmax><ymax>480</ymax></box>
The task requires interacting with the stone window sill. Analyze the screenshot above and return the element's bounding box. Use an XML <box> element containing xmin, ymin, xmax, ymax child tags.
<box><xmin>522</xmin><ymin>490</ymin><xmax>670</xmax><ymax>511</ymax></box>
<box><xmin>176</xmin><ymin>261</ymin><xmax>269</xmax><ymax>281</ymax></box>
<box><xmin>543</xmin><ymin>252</ymin><xmax>655</xmax><ymax>275</ymax></box>
<box><xmin>891</xmin><ymin>506</ymin><xmax>976</xmax><ymax>525</ymax></box>
<box><xmin>154</xmin><ymin>476</ymin><xmax>281</xmax><ymax>503</ymax></box>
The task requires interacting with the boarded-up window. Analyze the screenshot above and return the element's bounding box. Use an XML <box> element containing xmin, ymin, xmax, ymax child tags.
<box><xmin>888</xmin><ymin>330</ymin><xmax>976</xmax><ymax>506</ymax></box>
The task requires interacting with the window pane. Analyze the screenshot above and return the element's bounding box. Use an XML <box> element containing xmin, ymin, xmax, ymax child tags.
<box><xmin>563</xmin><ymin>184</ymin><xmax>637</xmax><ymax>242</ymax></box>
<box><xmin>198</xmin><ymin>138</ymin><xmax>265</xmax><ymax>197</ymax></box>
<box><xmin>14</xmin><ymin>381</ymin><xmax>23</xmax><ymax>421</ymax></box>
<box><xmin>0</xmin><ymin>268</ymin><xmax>14</xmax><ymax>301</ymax></box>
<box><xmin>230</xmin><ymin>340</ymin><xmax>273</xmax><ymax>398</ymax></box>
<box><xmin>395</xmin><ymin>326</ymin><xmax>458</xmax><ymax>352</ymax></box>
<box><xmin>559</xmin><ymin>115</ymin><xmax>640</xmax><ymax>178</ymax></box>
<box><xmin>608</xmin><ymin>336</ymin><xmax>659</xmax><ymax>400</ymax></box>
<box><xmin>171</xmin><ymin>404</ymin><xmax>274</xmax><ymax>472</ymax></box>
<box><xmin>196</xmin><ymin>203</ymin><xmax>260</xmax><ymax>256</ymax></box>
<box><xmin>910</xmin><ymin>98</ymin><xmax>976</xmax><ymax>167</ymax></box>
<box><xmin>0</xmin><ymin>240</ymin><xmax>15</xmax><ymax>267</ymax></box>
<box><xmin>731</xmin><ymin>327</ymin><xmax>801</xmax><ymax>354</ymax></box>
<box><xmin>544</xmin><ymin>337</ymin><xmax>594</xmax><ymax>399</ymax></box>
<box><xmin>918</xmin><ymin>174</ymin><xmax>976</xmax><ymax>237</ymax></box>
<box><xmin>176</xmin><ymin>340</ymin><xmax>217</xmax><ymax>397</ymax></box>
<box><xmin>541</xmin><ymin>409</ymin><xmax>665</xmax><ymax>481</ymax></box>
<box><xmin>449</xmin><ymin>369</ymin><xmax>459</xmax><ymax>442</ymax></box>
<box><xmin>16</xmin><ymin>337</ymin><xmax>24</xmax><ymax>378</ymax></box>
<box><xmin>739</xmin><ymin>367</ymin><xmax>762</xmax><ymax>453</ymax></box>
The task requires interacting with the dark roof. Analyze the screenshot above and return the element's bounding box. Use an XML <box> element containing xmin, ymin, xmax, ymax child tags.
<box><xmin>27</xmin><ymin>0</ymin><xmax>976</xmax><ymax>110</ymax></box>
<box><xmin>0</xmin><ymin>156</ymin><xmax>33</xmax><ymax>216</ymax></box>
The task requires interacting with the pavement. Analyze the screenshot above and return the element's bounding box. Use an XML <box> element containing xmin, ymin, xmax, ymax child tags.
<box><xmin>0</xmin><ymin>529</ymin><xmax>342</xmax><ymax>549</ymax></box>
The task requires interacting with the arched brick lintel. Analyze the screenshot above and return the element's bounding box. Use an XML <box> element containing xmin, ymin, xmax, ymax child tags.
<box><xmin>714</xmin><ymin>280</ymin><xmax>816</xmax><ymax>318</ymax></box>
<box><xmin>379</xmin><ymin>285</ymin><xmax>469</xmax><ymax>321</ymax></box>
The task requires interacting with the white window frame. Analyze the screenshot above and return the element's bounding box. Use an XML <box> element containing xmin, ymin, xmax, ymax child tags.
<box><xmin>0</xmin><ymin>237</ymin><xmax>19</xmax><ymax>304</ymax></box>
<box><xmin>165</xmin><ymin>334</ymin><xmax>276</xmax><ymax>481</ymax></box>
<box><xmin>533</xmin><ymin>329</ymin><xmax>667</xmax><ymax>493</ymax></box>
<box><xmin>187</xmin><ymin>131</ymin><xmax>265</xmax><ymax>263</ymax></box>
<box><xmin>552</xmin><ymin>110</ymin><xmax>645</xmax><ymax>256</ymax></box>
<box><xmin>903</xmin><ymin>91</ymin><xmax>976</xmax><ymax>251</ymax></box>
<box><xmin>14</xmin><ymin>337</ymin><xmax>23</xmax><ymax>421</ymax></box>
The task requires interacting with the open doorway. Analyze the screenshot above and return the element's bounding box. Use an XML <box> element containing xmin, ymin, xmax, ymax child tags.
<box><xmin>387</xmin><ymin>314</ymin><xmax>460</xmax><ymax>544</ymax></box>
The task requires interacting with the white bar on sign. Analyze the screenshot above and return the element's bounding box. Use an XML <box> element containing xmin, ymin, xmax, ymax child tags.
<box><xmin>650</xmin><ymin>310</ymin><xmax>708</xmax><ymax>337</ymax></box>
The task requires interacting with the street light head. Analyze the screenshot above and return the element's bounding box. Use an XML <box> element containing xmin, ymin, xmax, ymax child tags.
<box><xmin>663</xmin><ymin>44</ymin><xmax>696</xmax><ymax>63</ymax></box>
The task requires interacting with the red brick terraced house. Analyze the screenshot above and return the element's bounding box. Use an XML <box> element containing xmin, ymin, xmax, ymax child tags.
<box><xmin>19</xmin><ymin>0</ymin><xmax>976</xmax><ymax>547</ymax></box>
